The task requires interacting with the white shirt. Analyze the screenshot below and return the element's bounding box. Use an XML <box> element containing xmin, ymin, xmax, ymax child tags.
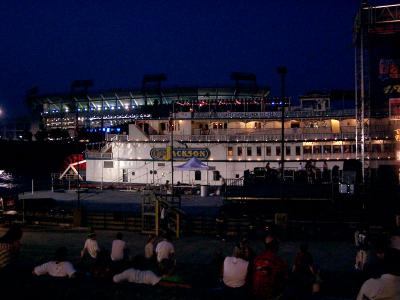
<box><xmin>111</xmin><ymin>239</ymin><xmax>126</xmax><ymax>261</ymax></box>
<box><xmin>223</xmin><ymin>256</ymin><xmax>249</xmax><ymax>288</ymax></box>
<box><xmin>34</xmin><ymin>261</ymin><xmax>76</xmax><ymax>278</ymax></box>
<box><xmin>83</xmin><ymin>238</ymin><xmax>100</xmax><ymax>259</ymax></box>
<box><xmin>113</xmin><ymin>268</ymin><xmax>161</xmax><ymax>285</ymax></box>
<box><xmin>357</xmin><ymin>274</ymin><xmax>400</xmax><ymax>300</ymax></box>
<box><xmin>161</xmin><ymin>208</ymin><xmax>166</xmax><ymax>219</ymax></box>
<box><xmin>155</xmin><ymin>240</ymin><xmax>174</xmax><ymax>262</ymax></box>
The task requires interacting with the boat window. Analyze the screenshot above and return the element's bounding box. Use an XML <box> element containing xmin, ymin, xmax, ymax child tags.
<box><xmin>122</xmin><ymin>169</ymin><xmax>128</xmax><ymax>183</ymax></box>
<box><xmin>213</xmin><ymin>171</ymin><xmax>220</xmax><ymax>181</ymax></box>
<box><xmin>343</xmin><ymin>145</ymin><xmax>351</xmax><ymax>153</ymax></box>
<box><xmin>313</xmin><ymin>145</ymin><xmax>322</xmax><ymax>154</ymax></box>
<box><xmin>227</xmin><ymin>146</ymin><xmax>233</xmax><ymax>157</ymax></box>
<box><xmin>372</xmin><ymin>144</ymin><xmax>382</xmax><ymax>153</ymax></box>
<box><xmin>247</xmin><ymin>147</ymin><xmax>252</xmax><ymax>156</ymax></box>
<box><xmin>303</xmin><ymin>146</ymin><xmax>312</xmax><ymax>154</ymax></box>
<box><xmin>384</xmin><ymin>143</ymin><xmax>393</xmax><ymax>153</ymax></box>
<box><xmin>256</xmin><ymin>146</ymin><xmax>262</xmax><ymax>157</ymax></box>
<box><xmin>291</xmin><ymin>121</ymin><xmax>300</xmax><ymax>128</ymax></box>
<box><xmin>195</xmin><ymin>170</ymin><xmax>201</xmax><ymax>181</ymax></box>
<box><xmin>266</xmin><ymin>146</ymin><xmax>272</xmax><ymax>156</ymax></box>
<box><xmin>295</xmin><ymin>146</ymin><xmax>301</xmax><ymax>156</ymax></box>
<box><xmin>237</xmin><ymin>147</ymin><xmax>243</xmax><ymax>157</ymax></box>
<box><xmin>323</xmin><ymin>145</ymin><xmax>332</xmax><ymax>154</ymax></box>
<box><xmin>276</xmin><ymin>146</ymin><xmax>281</xmax><ymax>156</ymax></box>
<box><xmin>333</xmin><ymin>145</ymin><xmax>341</xmax><ymax>153</ymax></box>
<box><xmin>104</xmin><ymin>161</ymin><xmax>113</xmax><ymax>168</ymax></box>
<box><xmin>286</xmin><ymin>146</ymin><xmax>291</xmax><ymax>156</ymax></box>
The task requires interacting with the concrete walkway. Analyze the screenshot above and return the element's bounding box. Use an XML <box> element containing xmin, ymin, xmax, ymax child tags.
<box><xmin>0</xmin><ymin>226</ymin><xmax>358</xmax><ymax>299</ymax></box>
<box><xmin>19</xmin><ymin>189</ymin><xmax>223</xmax><ymax>214</ymax></box>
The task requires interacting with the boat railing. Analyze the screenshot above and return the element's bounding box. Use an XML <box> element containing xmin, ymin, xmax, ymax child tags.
<box><xmin>105</xmin><ymin>134</ymin><xmax>129</xmax><ymax>142</ymax></box>
<box><xmin>107</xmin><ymin>131</ymin><xmax>390</xmax><ymax>143</ymax></box>
<box><xmin>149</xmin><ymin>132</ymin><xmax>358</xmax><ymax>142</ymax></box>
<box><xmin>192</xmin><ymin>109</ymin><xmax>356</xmax><ymax>119</ymax></box>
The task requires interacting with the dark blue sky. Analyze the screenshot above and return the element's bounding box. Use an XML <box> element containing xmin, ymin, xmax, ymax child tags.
<box><xmin>0</xmin><ymin>1</ymin><xmax>395</xmax><ymax>117</ymax></box>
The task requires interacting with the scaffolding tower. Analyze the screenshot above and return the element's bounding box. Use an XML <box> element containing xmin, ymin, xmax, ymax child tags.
<box><xmin>354</xmin><ymin>2</ymin><xmax>400</xmax><ymax>183</ymax></box>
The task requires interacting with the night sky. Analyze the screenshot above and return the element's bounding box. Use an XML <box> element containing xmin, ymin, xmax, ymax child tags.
<box><xmin>0</xmin><ymin>0</ymin><xmax>397</xmax><ymax>117</ymax></box>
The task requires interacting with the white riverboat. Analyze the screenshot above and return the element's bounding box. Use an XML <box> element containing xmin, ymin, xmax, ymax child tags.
<box><xmin>83</xmin><ymin>89</ymin><xmax>398</xmax><ymax>186</ymax></box>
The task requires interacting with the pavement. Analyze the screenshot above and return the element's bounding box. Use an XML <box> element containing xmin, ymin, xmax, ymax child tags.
<box><xmin>13</xmin><ymin>190</ymin><xmax>366</xmax><ymax>299</ymax></box>
<box><xmin>0</xmin><ymin>226</ymin><xmax>359</xmax><ymax>299</ymax></box>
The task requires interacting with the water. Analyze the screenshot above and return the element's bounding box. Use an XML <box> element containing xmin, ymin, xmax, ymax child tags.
<box><xmin>0</xmin><ymin>170</ymin><xmax>16</xmax><ymax>189</ymax></box>
<box><xmin>0</xmin><ymin>169</ymin><xmax>52</xmax><ymax>195</ymax></box>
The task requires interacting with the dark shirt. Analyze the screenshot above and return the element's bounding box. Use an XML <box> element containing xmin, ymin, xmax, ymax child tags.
<box><xmin>252</xmin><ymin>251</ymin><xmax>287</xmax><ymax>299</ymax></box>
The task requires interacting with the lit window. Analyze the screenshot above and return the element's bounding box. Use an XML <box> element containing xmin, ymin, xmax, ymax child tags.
<box><xmin>227</xmin><ymin>146</ymin><xmax>233</xmax><ymax>157</ymax></box>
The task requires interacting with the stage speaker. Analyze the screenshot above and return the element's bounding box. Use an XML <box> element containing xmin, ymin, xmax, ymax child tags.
<box><xmin>342</xmin><ymin>171</ymin><xmax>356</xmax><ymax>185</ymax></box>
<box><xmin>343</xmin><ymin>160</ymin><xmax>362</xmax><ymax>184</ymax></box>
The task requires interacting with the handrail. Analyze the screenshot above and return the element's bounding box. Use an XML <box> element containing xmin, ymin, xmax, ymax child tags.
<box><xmin>106</xmin><ymin>131</ymin><xmax>394</xmax><ymax>142</ymax></box>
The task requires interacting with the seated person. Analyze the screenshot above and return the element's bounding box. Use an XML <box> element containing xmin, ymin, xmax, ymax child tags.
<box><xmin>81</xmin><ymin>232</ymin><xmax>100</xmax><ymax>260</ymax></box>
<box><xmin>32</xmin><ymin>247</ymin><xmax>76</xmax><ymax>278</ymax></box>
<box><xmin>155</xmin><ymin>235</ymin><xmax>175</xmax><ymax>263</ymax></box>
<box><xmin>113</xmin><ymin>258</ymin><xmax>190</xmax><ymax>288</ymax></box>
<box><xmin>111</xmin><ymin>232</ymin><xmax>128</xmax><ymax>262</ymax></box>
<box><xmin>357</xmin><ymin>248</ymin><xmax>400</xmax><ymax>300</ymax></box>
<box><xmin>145</xmin><ymin>234</ymin><xmax>157</xmax><ymax>261</ymax></box>
<box><xmin>223</xmin><ymin>247</ymin><xmax>249</xmax><ymax>292</ymax></box>
<box><xmin>0</xmin><ymin>224</ymin><xmax>23</xmax><ymax>272</ymax></box>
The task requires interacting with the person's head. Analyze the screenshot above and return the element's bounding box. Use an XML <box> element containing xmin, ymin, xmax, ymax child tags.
<box><xmin>233</xmin><ymin>245</ymin><xmax>242</xmax><ymax>258</ymax></box>
<box><xmin>161</xmin><ymin>232</ymin><xmax>171</xmax><ymax>241</ymax></box>
<box><xmin>265</xmin><ymin>238</ymin><xmax>279</xmax><ymax>253</ymax></box>
<box><xmin>0</xmin><ymin>224</ymin><xmax>23</xmax><ymax>243</ymax></box>
<box><xmin>116</xmin><ymin>232</ymin><xmax>123</xmax><ymax>240</ymax></box>
<box><xmin>239</xmin><ymin>236</ymin><xmax>250</xmax><ymax>250</ymax></box>
<box><xmin>88</xmin><ymin>232</ymin><xmax>96</xmax><ymax>240</ymax></box>
<box><xmin>264</xmin><ymin>226</ymin><xmax>277</xmax><ymax>245</ymax></box>
<box><xmin>147</xmin><ymin>234</ymin><xmax>156</xmax><ymax>244</ymax></box>
<box><xmin>55</xmin><ymin>247</ymin><xmax>68</xmax><ymax>262</ymax></box>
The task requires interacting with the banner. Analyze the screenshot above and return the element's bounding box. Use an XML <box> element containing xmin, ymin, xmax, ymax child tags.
<box><xmin>150</xmin><ymin>147</ymin><xmax>210</xmax><ymax>161</ymax></box>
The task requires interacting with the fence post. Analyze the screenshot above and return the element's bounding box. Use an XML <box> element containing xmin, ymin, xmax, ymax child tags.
<box><xmin>155</xmin><ymin>199</ymin><xmax>159</xmax><ymax>236</ymax></box>
<box><xmin>176</xmin><ymin>212</ymin><xmax>180</xmax><ymax>239</ymax></box>
<box><xmin>31</xmin><ymin>179</ymin><xmax>34</xmax><ymax>195</ymax></box>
